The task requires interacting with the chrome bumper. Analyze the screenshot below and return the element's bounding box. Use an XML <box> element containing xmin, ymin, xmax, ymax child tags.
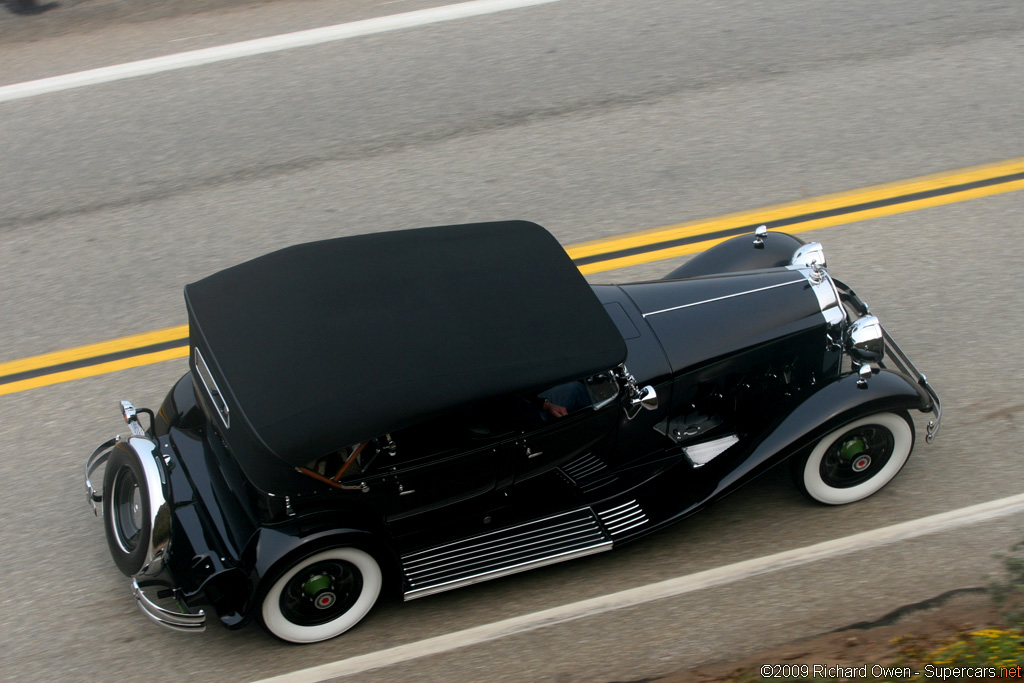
<box><xmin>881</xmin><ymin>327</ymin><xmax>941</xmax><ymax>443</ymax></box>
<box><xmin>133</xmin><ymin>579</ymin><xmax>206</xmax><ymax>632</ymax></box>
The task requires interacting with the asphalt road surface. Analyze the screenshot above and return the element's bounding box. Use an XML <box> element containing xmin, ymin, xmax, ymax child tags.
<box><xmin>2</xmin><ymin>1</ymin><xmax>1023</xmax><ymax>681</ymax></box>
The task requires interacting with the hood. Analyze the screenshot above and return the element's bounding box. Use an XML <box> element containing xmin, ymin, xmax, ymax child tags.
<box><xmin>619</xmin><ymin>269</ymin><xmax>827</xmax><ymax>375</ymax></box>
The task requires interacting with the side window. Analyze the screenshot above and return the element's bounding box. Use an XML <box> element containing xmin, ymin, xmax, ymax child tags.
<box><xmin>583</xmin><ymin>371</ymin><xmax>620</xmax><ymax>409</ymax></box>
<box><xmin>537</xmin><ymin>370</ymin><xmax>620</xmax><ymax>419</ymax></box>
<box><xmin>349</xmin><ymin>413</ymin><xmax>491</xmax><ymax>475</ymax></box>
<box><xmin>301</xmin><ymin>440</ymin><xmax>381</xmax><ymax>485</ymax></box>
<box><xmin>300</xmin><ymin>411</ymin><xmax>495</xmax><ymax>487</ymax></box>
<box><xmin>388</xmin><ymin>414</ymin><xmax>478</xmax><ymax>464</ymax></box>
<box><xmin>301</xmin><ymin>370</ymin><xmax>623</xmax><ymax>486</ymax></box>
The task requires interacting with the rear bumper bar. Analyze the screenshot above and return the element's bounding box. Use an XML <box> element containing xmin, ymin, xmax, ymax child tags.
<box><xmin>133</xmin><ymin>579</ymin><xmax>206</xmax><ymax>632</ymax></box>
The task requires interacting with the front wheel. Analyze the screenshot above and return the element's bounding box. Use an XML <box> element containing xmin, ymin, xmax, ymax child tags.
<box><xmin>794</xmin><ymin>411</ymin><xmax>914</xmax><ymax>505</ymax></box>
<box><xmin>261</xmin><ymin>547</ymin><xmax>382</xmax><ymax>643</ymax></box>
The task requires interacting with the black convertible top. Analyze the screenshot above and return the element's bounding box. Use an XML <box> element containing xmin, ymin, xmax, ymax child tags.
<box><xmin>184</xmin><ymin>221</ymin><xmax>626</xmax><ymax>467</ymax></box>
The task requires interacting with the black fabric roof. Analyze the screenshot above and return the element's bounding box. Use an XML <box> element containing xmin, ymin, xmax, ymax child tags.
<box><xmin>184</xmin><ymin>221</ymin><xmax>626</xmax><ymax>466</ymax></box>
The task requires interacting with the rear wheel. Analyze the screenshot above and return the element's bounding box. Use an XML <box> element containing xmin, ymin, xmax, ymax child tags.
<box><xmin>794</xmin><ymin>411</ymin><xmax>914</xmax><ymax>505</ymax></box>
<box><xmin>261</xmin><ymin>547</ymin><xmax>382</xmax><ymax>643</ymax></box>
<box><xmin>102</xmin><ymin>446</ymin><xmax>151</xmax><ymax>575</ymax></box>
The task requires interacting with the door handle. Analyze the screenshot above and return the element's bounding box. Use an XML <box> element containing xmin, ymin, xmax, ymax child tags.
<box><xmin>398</xmin><ymin>483</ymin><xmax>416</xmax><ymax>496</ymax></box>
<box><xmin>526</xmin><ymin>448</ymin><xmax>543</xmax><ymax>459</ymax></box>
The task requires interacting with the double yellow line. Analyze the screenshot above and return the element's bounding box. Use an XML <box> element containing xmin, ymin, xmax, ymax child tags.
<box><xmin>0</xmin><ymin>326</ymin><xmax>190</xmax><ymax>397</ymax></box>
<box><xmin>3</xmin><ymin>157</ymin><xmax>1023</xmax><ymax>397</ymax></box>
<box><xmin>568</xmin><ymin>156</ymin><xmax>1024</xmax><ymax>274</ymax></box>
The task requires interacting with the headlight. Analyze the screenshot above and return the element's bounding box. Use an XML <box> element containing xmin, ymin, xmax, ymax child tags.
<box><xmin>846</xmin><ymin>315</ymin><xmax>885</xmax><ymax>363</ymax></box>
<box><xmin>790</xmin><ymin>242</ymin><xmax>826</xmax><ymax>269</ymax></box>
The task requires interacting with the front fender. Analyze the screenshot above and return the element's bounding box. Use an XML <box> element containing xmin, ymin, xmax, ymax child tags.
<box><xmin>664</xmin><ymin>231</ymin><xmax>806</xmax><ymax>279</ymax></box>
<box><xmin>717</xmin><ymin>368</ymin><xmax>928</xmax><ymax>493</ymax></box>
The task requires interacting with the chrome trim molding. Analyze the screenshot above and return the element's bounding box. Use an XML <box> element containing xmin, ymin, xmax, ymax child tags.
<box><xmin>126</xmin><ymin>435</ymin><xmax>173</xmax><ymax>577</ymax></box>
<box><xmin>683</xmin><ymin>434</ymin><xmax>740</xmax><ymax>468</ymax></box>
<box><xmin>133</xmin><ymin>579</ymin><xmax>206</xmax><ymax>632</ymax></box>
<box><xmin>642</xmin><ymin>278</ymin><xmax>806</xmax><ymax>318</ymax></box>
<box><xmin>194</xmin><ymin>347</ymin><xmax>230</xmax><ymax>428</ymax></box>
<box><xmin>788</xmin><ymin>265</ymin><xmax>846</xmax><ymax>327</ymax></box>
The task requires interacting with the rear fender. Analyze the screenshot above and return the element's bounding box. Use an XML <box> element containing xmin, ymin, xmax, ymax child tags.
<box><xmin>252</xmin><ymin>525</ymin><xmax>402</xmax><ymax>607</ymax></box>
<box><xmin>716</xmin><ymin>369</ymin><xmax>928</xmax><ymax>493</ymax></box>
<box><xmin>203</xmin><ymin>526</ymin><xmax>381</xmax><ymax>630</ymax></box>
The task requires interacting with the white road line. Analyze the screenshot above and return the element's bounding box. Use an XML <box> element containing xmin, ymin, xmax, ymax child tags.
<box><xmin>252</xmin><ymin>492</ymin><xmax>1024</xmax><ymax>683</ymax></box>
<box><xmin>0</xmin><ymin>0</ymin><xmax>561</xmax><ymax>104</ymax></box>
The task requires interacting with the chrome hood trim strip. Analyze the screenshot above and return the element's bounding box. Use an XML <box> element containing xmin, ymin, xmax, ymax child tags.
<box><xmin>788</xmin><ymin>266</ymin><xmax>846</xmax><ymax>327</ymax></box>
<box><xmin>642</xmin><ymin>278</ymin><xmax>805</xmax><ymax>318</ymax></box>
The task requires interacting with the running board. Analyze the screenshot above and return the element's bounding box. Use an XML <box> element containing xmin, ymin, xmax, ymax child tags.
<box><xmin>401</xmin><ymin>508</ymin><xmax>612</xmax><ymax>600</ymax></box>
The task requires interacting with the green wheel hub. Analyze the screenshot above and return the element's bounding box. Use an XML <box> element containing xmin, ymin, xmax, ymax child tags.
<box><xmin>839</xmin><ymin>437</ymin><xmax>866</xmax><ymax>461</ymax></box>
<box><xmin>303</xmin><ymin>574</ymin><xmax>332</xmax><ymax>596</ymax></box>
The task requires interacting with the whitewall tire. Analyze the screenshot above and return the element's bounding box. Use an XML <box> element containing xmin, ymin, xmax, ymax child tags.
<box><xmin>261</xmin><ymin>547</ymin><xmax>382</xmax><ymax>643</ymax></box>
<box><xmin>796</xmin><ymin>411</ymin><xmax>914</xmax><ymax>505</ymax></box>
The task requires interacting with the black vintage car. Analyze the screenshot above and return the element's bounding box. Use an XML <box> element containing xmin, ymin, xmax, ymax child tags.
<box><xmin>85</xmin><ymin>220</ymin><xmax>939</xmax><ymax>643</ymax></box>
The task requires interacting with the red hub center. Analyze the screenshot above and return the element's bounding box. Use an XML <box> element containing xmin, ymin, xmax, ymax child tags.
<box><xmin>852</xmin><ymin>455</ymin><xmax>871</xmax><ymax>472</ymax></box>
<box><xmin>315</xmin><ymin>592</ymin><xmax>337</xmax><ymax>610</ymax></box>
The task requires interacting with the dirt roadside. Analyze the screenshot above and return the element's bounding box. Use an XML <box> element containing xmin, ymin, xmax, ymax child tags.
<box><xmin>640</xmin><ymin>589</ymin><xmax>1017</xmax><ymax>683</ymax></box>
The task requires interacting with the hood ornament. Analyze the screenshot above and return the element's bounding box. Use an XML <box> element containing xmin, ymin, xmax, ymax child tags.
<box><xmin>752</xmin><ymin>225</ymin><xmax>768</xmax><ymax>247</ymax></box>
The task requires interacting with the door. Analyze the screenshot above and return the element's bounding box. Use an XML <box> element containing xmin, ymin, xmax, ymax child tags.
<box><xmin>515</xmin><ymin>374</ymin><xmax>622</xmax><ymax>483</ymax></box>
<box><xmin>363</xmin><ymin>413</ymin><xmax>506</xmax><ymax>525</ymax></box>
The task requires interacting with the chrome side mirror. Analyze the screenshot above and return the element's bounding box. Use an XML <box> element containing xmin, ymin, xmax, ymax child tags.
<box><xmin>630</xmin><ymin>385</ymin><xmax>659</xmax><ymax>411</ymax></box>
<box><xmin>616</xmin><ymin>364</ymin><xmax>658</xmax><ymax>419</ymax></box>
